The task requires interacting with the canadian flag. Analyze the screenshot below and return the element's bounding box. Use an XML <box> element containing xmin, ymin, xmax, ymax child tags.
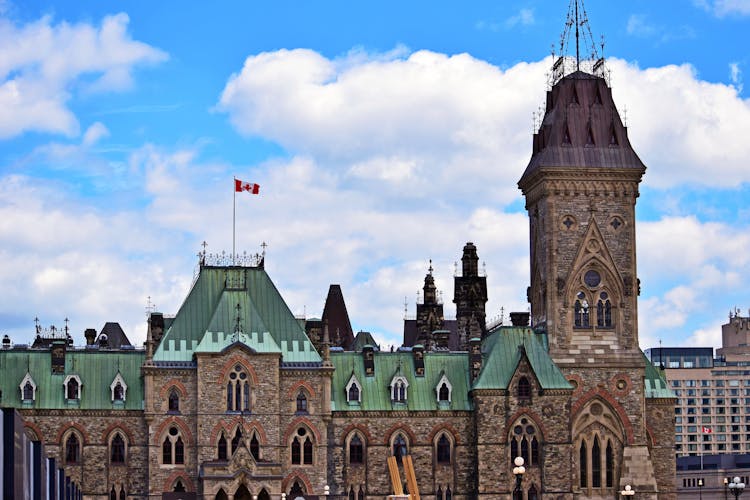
<box><xmin>702</xmin><ymin>426</ymin><xmax>712</xmax><ymax>434</ymax></box>
<box><xmin>235</xmin><ymin>179</ymin><xmax>260</xmax><ymax>194</ymax></box>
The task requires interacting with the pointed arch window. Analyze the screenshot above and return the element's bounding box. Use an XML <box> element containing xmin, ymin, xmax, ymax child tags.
<box><xmin>574</xmin><ymin>291</ymin><xmax>590</xmax><ymax>328</ymax></box>
<box><xmin>591</xmin><ymin>436</ymin><xmax>601</xmax><ymax>487</ymax></box>
<box><xmin>226</xmin><ymin>364</ymin><xmax>250</xmax><ymax>412</ymax></box>
<box><xmin>64</xmin><ymin>374</ymin><xmax>81</xmax><ymax>400</ymax></box>
<box><xmin>231</xmin><ymin>427</ymin><xmax>243</xmax><ymax>455</ymax></box>
<box><xmin>296</xmin><ymin>391</ymin><xmax>308</xmax><ymax>413</ymax></box>
<box><xmin>110</xmin><ymin>433</ymin><xmax>126</xmax><ymax>463</ymax></box>
<box><xmin>390</xmin><ymin>375</ymin><xmax>409</xmax><ymax>403</ymax></box>
<box><xmin>596</xmin><ymin>292</ymin><xmax>613</xmax><ymax>328</ymax></box>
<box><xmin>65</xmin><ymin>433</ymin><xmax>80</xmax><ymax>464</ymax></box>
<box><xmin>346</xmin><ymin>374</ymin><xmax>362</xmax><ymax>404</ymax></box>
<box><xmin>162</xmin><ymin>426</ymin><xmax>184</xmax><ymax>465</ymax></box>
<box><xmin>110</xmin><ymin>372</ymin><xmax>127</xmax><ymax>402</ymax></box>
<box><xmin>436</xmin><ymin>434</ymin><xmax>451</xmax><ymax>464</ymax></box>
<box><xmin>606</xmin><ymin>440</ymin><xmax>614</xmax><ymax>487</ymax></box>
<box><xmin>20</xmin><ymin>373</ymin><xmax>36</xmax><ymax>402</ymax></box>
<box><xmin>218</xmin><ymin>433</ymin><xmax>227</xmax><ymax>461</ymax></box>
<box><xmin>173</xmin><ymin>480</ymin><xmax>185</xmax><ymax>492</ymax></box>
<box><xmin>291</xmin><ymin>427</ymin><xmax>313</xmax><ymax>465</ymax></box>
<box><xmin>436</xmin><ymin>373</ymin><xmax>452</xmax><ymax>404</ymax></box>
<box><xmin>349</xmin><ymin>487</ymin><xmax>356</xmax><ymax>500</ymax></box>
<box><xmin>510</xmin><ymin>418</ymin><xmax>539</xmax><ymax>466</ymax></box>
<box><xmin>579</xmin><ymin>440</ymin><xmax>588</xmax><ymax>487</ymax></box>
<box><xmin>168</xmin><ymin>389</ymin><xmax>180</xmax><ymax>412</ymax></box>
<box><xmin>392</xmin><ymin>433</ymin><xmax>408</xmax><ymax>464</ymax></box>
<box><xmin>529</xmin><ymin>484</ymin><xmax>538</xmax><ymax>500</ymax></box>
<box><xmin>517</xmin><ymin>376</ymin><xmax>531</xmax><ymax>399</ymax></box>
<box><xmin>110</xmin><ymin>486</ymin><xmax>117</xmax><ymax>500</ymax></box>
<box><xmin>250</xmin><ymin>432</ymin><xmax>260</xmax><ymax>460</ymax></box>
<box><xmin>349</xmin><ymin>434</ymin><xmax>364</xmax><ymax>464</ymax></box>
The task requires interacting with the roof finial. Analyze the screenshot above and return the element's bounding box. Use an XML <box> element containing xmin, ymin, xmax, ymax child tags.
<box><xmin>552</xmin><ymin>0</ymin><xmax>607</xmax><ymax>86</ymax></box>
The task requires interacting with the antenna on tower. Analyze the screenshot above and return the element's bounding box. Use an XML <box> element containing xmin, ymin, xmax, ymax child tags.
<box><xmin>552</xmin><ymin>0</ymin><xmax>608</xmax><ymax>86</ymax></box>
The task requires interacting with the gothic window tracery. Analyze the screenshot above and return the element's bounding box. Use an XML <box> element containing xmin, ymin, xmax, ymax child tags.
<box><xmin>110</xmin><ymin>432</ymin><xmax>126</xmax><ymax>463</ymax></box>
<box><xmin>226</xmin><ymin>364</ymin><xmax>251</xmax><ymax>412</ymax></box>
<box><xmin>391</xmin><ymin>376</ymin><xmax>408</xmax><ymax>403</ymax></box>
<box><xmin>162</xmin><ymin>426</ymin><xmax>184</xmax><ymax>465</ymax></box>
<box><xmin>509</xmin><ymin>417</ymin><xmax>540</xmax><ymax>467</ymax></box>
<box><xmin>574</xmin><ymin>401</ymin><xmax>623</xmax><ymax>495</ymax></box>
<box><xmin>346</xmin><ymin>374</ymin><xmax>362</xmax><ymax>403</ymax></box>
<box><xmin>291</xmin><ymin>427</ymin><xmax>313</xmax><ymax>465</ymax></box>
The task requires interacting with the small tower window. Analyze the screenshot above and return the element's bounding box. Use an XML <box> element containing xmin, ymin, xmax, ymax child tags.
<box><xmin>110</xmin><ymin>372</ymin><xmax>127</xmax><ymax>402</ymax></box>
<box><xmin>390</xmin><ymin>376</ymin><xmax>409</xmax><ymax>403</ymax></box>
<box><xmin>231</xmin><ymin>427</ymin><xmax>243</xmax><ymax>455</ymax></box>
<box><xmin>65</xmin><ymin>433</ymin><xmax>80</xmax><ymax>464</ymax></box>
<box><xmin>218</xmin><ymin>433</ymin><xmax>227</xmax><ymax>461</ymax></box>
<box><xmin>574</xmin><ymin>291</ymin><xmax>590</xmax><ymax>328</ymax></box>
<box><xmin>250</xmin><ymin>432</ymin><xmax>260</xmax><ymax>460</ymax></box>
<box><xmin>597</xmin><ymin>292</ymin><xmax>613</xmax><ymax>328</ymax></box>
<box><xmin>22</xmin><ymin>381</ymin><xmax>35</xmax><ymax>401</ymax></box>
<box><xmin>113</xmin><ymin>383</ymin><xmax>124</xmax><ymax>401</ymax></box>
<box><xmin>291</xmin><ymin>427</ymin><xmax>313</xmax><ymax>465</ymax></box>
<box><xmin>296</xmin><ymin>391</ymin><xmax>308</xmax><ymax>413</ymax></box>
<box><xmin>168</xmin><ymin>389</ymin><xmax>180</xmax><ymax>412</ymax></box>
<box><xmin>518</xmin><ymin>377</ymin><xmax>531</xmax><ymax>399</ymax></box>
<box><xmin>162</xmin><ymin>426</ymin><xmax>184</xmax><ymax>465</ymax></box>
<box><xmin>110</xmin><ymin>433</ymin><xmax>125</xmax><ymax>463</ymax></box>
<box><xmin>346</xmin><ymin>374</ymin><xmax>362</xmax><ymax>403</ymax></box>
<box><xmin>64</xmin><ymin>375</ymin><xmax>81</xmax><ymax>400</ymax></box>
<box><xmin>226</xmin><ymin>364</ymin><xmax>250</xmax><ymax>412</ymax></box>
<box><xmin>436</xmin><ymin>434</ymin><xmax>451</xmax><ymax>464</ymax></box>
<box><xmin>436</xmin><ymin>373</ymin><xmax>452</xmax><ymax>404</ymax></box>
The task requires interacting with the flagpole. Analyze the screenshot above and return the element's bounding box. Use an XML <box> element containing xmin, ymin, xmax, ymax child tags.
<box><xmin>233</xmin><ymin>177</ymin><xmax>236</xmax><ymax>264</ymax></box>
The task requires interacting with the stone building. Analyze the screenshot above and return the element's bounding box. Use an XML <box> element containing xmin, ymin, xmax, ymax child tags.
<box><xmin>0</xmin><ymin>34</ymin><xmax>676</xmax><ymax>500</ymax></box>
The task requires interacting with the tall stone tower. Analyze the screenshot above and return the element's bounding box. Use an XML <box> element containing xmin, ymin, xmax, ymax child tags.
<box><xmin>415</xmin><ymin>263</ymin><xmax>445</xmax><ymax>350</ymax></box>
<box><xmin>518</xmin><ymin>70</ymin><xmax>644</xmax><ymax>363</ymax></box>
<box><xmin>453</xmin><ymin>242</ymin><xmax>487</xmax><ymax>350</ymax></box>
<box><xmin>518</xmin><ymin>66</ymin><xmax>672</xmax><ymax>496</ymax></box>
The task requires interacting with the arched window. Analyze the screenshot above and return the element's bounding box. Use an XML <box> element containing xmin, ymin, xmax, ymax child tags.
<box><xmin>437</xmin><ymin>486</ymin><xmax>443</xmax><ymax>500</ymax></box>
<box><xmin>517</xmin><ymin>377</ymin><xmax>531</xmax><ymax>398</ymax></box>
<box><xmin>358</xmin><ymin>485</ymin><xmax>365</xmax><ymax>500</ymax></box>
<box><xmin>250</xmin><ymin>432</ymin><xmax>260</xmax><ymax>460</ymax></box>
<box><xmin>23</xmin><ymin>381</ymin><xmax>34</xmax><ymax>401</ymax></box>
<box><xmin>597</xmin><ymin>292</ymin><xmax>613</xmax><ymax>328</ymax></box>
<box><xmin>162</xmin><ymin>426</ymin><xmax>184</xmax><ymax>465</ymax></box>
<box><xmin>349</xmin><ymin>486</ymin><xmax>355</xmax><ymax>500</ymax></box>
<box><xmin>216</xmin><ymin>489</ymin><xmax>228</xmax><ymax>500</ymax></box>
<box><xmin>436</xmin><ymin>434</ymin><xmax>451</xmax><ymax>464</ymax></box>
<box><xmin>65</xmin><ymin>434</ymin><xmax>80</xmax><ymax>464</ymax></box>
<box><xmin>391</xmin><ymin>376</ymin><xmax>408</xmax><ymax>403</ymax></box>
<box><xmin>579</xmin><ymin>440</ymin><xmax>588</xmax><ymax>487</ymax></box>
<box><xmin>392</xmin><ymin>434</ymin><xmax>408</xmax><ymax>464</ymax></box>
<box><xmin>226</xmin><ymin>364</ymin><xmax>250</xmax><ymax>412</ymax></box>
<box><xmin>528</xmin><ymin>484</ymin><xmax>538</xmax><ymax>500</ymax></box>
<box><xmin>65</xmin><ymin>376</ymin><xmax>80</xmax><ymax>400</ymax></box>
<box><xmin>113</xmin><ymin>383</ymin><xmax>124</xmax><ymax>401</ymax></box>
<box><xmin>510</xmin><ymin>418</ymin><xmax>540</xmax><ymax>466</ymax></box>
<box><xmin>349</xmin><ymin>434</ymin><xmax>364</xmax><ymax>464</ymax></box>
<box><xmin>168</xmin><ymin>389</ymin><xmax>180</xmax><ymax>412</ymax></box>
<box><xmin>606</xmin><ymin>440</ymin><xmax>614</xmax><ymax>487</ymax></box>
<box><xmin>291</xmin><ymin>427</ymin><xmax>313</xmax><ymax>465</ymax></box>
<box><xmin>348</xmin><ymin>384</ymin><xmax>360</xmax><ymax>402</ymax></box>
<box><xmin>174</xmin><ymin>480</ymin><xmax>186</xmax><ymax>492</ymax></box>
<box><xmin>231</xmin><ymin>427</ymin><xmax>243</xmax><ymax>455</ymax></box>
<box><xmin>574</xmin><ymin>291</ymin><xmax>590</xmax><ymax>328</ymax></box>
<box><xmin>445</xmin><ymin>487</ymin><xmax>452</xmax><ymax>500</ymax></box>
<box><xmin>438</xmin><ymin>383</ymin><xmax>450</xmax><ymax>402</ymax></box>
<box><xmin>110</xmin><ymin>433</ymin><xmax>125</xmax><ymax>463</ymax></box>
<box><xmin>289</xmin><ymin>481</ymin><xmax>304</xmax><ymax>498</ymax></box>
<box><xmin>119</xmin><ymin>486</ymin><xmax>126</xmax><ymax>500</ymax></box>
<box><xmin>110</xmin><ymin>486</ymin><xmax>117</xmax><ymax>500</ymax></box>
<box><xmin>296</xmin><ymin>391</ymin><xmax>308</xmax><ymax>413</ymax></box>
<box><xmin>218</xmin><ymin>433</ymin><xmax>227</xmax><ymax>461</ymax></box>
<box><xmin>591</xmin><ymin>436</ymin><xmax>601</xmax><ymax>487</ymax></box>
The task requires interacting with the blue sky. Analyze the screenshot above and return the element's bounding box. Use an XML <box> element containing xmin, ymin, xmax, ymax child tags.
<box><xmin>1</xmin><ymin>0</ymin><xmax>750</xmax><ymax>350</ymax></box>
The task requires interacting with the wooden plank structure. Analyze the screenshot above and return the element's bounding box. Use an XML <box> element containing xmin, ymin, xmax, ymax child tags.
<box><xmin>387</xmin><ymin>455</ymin><xmax>420</xmax><ymax>500</ymax></box>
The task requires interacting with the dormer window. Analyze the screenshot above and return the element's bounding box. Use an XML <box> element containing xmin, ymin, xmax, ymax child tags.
<box><xmin>110</xmin><ymin>373</ymin><xmax>127</xmax><ymax>402</ymax></box>
<box><xmin>20</xmin><ymin>373</ymin><xmax>36</xmax><ymax>402</ymax></box>
<box><xmin>64</xmin><ymin>374</ymin><xmax>82</xmax><ymax>400</ymax></box>
<box><xmin>390</xmin><ymin>376</ymin><xmax>408</xmax><ymax>403</ymax></box>
<box><xmin>346</xmin><ymin>374</ymin><xmax>362</xmax><ymax>404</ymax></box>
<box><xmin>436</xmin><ymin>373</ymin><xmax>453</xmax><ymax>404</ymax></box>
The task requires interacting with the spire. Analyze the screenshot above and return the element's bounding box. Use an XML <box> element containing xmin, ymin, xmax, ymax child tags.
<box><xmin>550</xmin><ymin>0</ymin><xmax>608</xmax><ymax>87</ymax></box>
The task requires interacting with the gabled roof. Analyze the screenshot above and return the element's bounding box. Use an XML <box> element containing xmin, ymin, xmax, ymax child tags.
<box><xmin>153</xmin><ymin>265</ymin><xmax>320</xmax><ymax>364</ymax></box>
<box><xmin>0</xmin><ymin>349</ymin><xmax>144</xmax><ymax>409</ymax></box>
<box><xmin>351</xmin><ymin>331</ymin><xmax>379</xmax><ymax>352</ymax></box>
<box><xmin>472</xmin><ymin>327</ymin><xmax>571</xmax><ymax>391</ymax></box>
<box><xmin>330</xmin><ymin>351</ymin><xmax>471</xmax><ymax>411</ymax></box>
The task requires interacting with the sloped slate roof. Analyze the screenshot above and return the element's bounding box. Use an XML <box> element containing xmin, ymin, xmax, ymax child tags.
<box><xmin>0</xmin><ymin>349</ymin><xmax>144</xmax><ymax>410</ymax></box>
<box><xmin>98</xmin><ymin>322</ymin><xmax>132</xmax><ymax>348</ymax></box>
<box><xmin>472</xmin><ymin>327</ymin><xmax>571</xmax><ymax>390</ymax></box>
<box><xmin>153</xmin><ymin>265</ymin><xmax>320</xmax><ymax>363</ymax></box>
<box><xmin>519</xmin><ymin>71</ymin><xmax>646</xmax><ymax>188</ymax></box>
<box><xmin>330</xmin><ymin>351</ymin><xmax>472</xmax><ymax>411</ymax></box>
<box><xmin>351</xmin><ymin>331</ymin><xmax>379</xmax><ymax>352</ymax></box>
<box><xmin>643</xmin><ymin>352</ymin><xmax>675</xmax><ymax>399</ymax></box>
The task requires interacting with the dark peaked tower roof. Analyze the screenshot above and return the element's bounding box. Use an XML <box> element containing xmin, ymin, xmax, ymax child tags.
<box><xmin>519</xmin><ymin>71</ymin><xmax>646</xmax><ymax>189</ymax></box>
<box><xmin>322</xmin><ymin>284</ymin><xmax>355</xmax><ymax>349</ymax></box>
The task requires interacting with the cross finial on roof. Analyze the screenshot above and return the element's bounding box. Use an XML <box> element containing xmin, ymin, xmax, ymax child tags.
<box><xmin>261</xmin><ymin>241</ymin><xmax>267</xmax><ymax>257</ymax></box>
<box><xmin>428</xmin><ymin>259</ymin><xmax>433</xmax><ymax>275</ymax></box>
<box><xmin>146</xmin><ymin>296</ymin><xmax>155</xmax><ymax>315</ymax></box>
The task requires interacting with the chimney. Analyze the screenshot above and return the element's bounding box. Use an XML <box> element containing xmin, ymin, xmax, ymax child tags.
<box><xmin>510</xmin><ymin>312</ymin><xmax>530</xmax><ymax>327</ymax></box>
<box><xmin>362</xmin><ymin>345</ymin><xmax>375</xmax><ymax>377</ymax></box>
<box><xmin>2</xmin><ymin>334</ymin><xmax>10</xmax><ymax>349</ymax></box>
<box><xmin>84</xmin><ymin>328</ymin><xmax>97</xmax><ymax>345</ymax></box>
<box><xmin>413</xmin><ymin>344</ymin><xmax>425</xmax><ymax>377</ymax></box>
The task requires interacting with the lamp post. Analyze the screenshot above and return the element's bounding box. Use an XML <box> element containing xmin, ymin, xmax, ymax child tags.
<box><xmin>728</xmin><ymin>477</ymin><xmax>746</xmax><ymax>500</ymax></box>
<box><xmin>512</xmin><ymin>456</ymin><xmax>526</xmax><ymax>500</ymax></box>
<box><xmin>620</xmin><ymin>484</ymin><xmax>634</xmax><ymax>497</ymax></box>
<box><xmin>726</xmin><ymin>477</ymin><xmax>730</xmax><ymax>500</ymax></box>
<box><xmin>698</xmin><ymin>478</ymin><xmax>703</xmax><ymax>500</ymax></box>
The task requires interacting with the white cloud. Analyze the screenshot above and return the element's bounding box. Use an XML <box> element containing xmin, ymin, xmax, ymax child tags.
<box><xmin>695</xmin><ymin>0</ymin><xmax>750</xmax><ymax>16</ymax></box>
<box><xmin>505</xmin><ymin>8</ymin><xmax>535</xmax><ymax>28</ymax></box>
<box><xmin>730</xmin><ymin>62</ymin><xmax>744</xmax><ymax>93</ymax></box>
<box><xmin>0</xmin><ymin>13</ymin><xmax>167</xmax><ymax>139</ymax></box>
<box><xmin>626</xmin><ymin>14</ymin><xmax>657</xmax><ymax>37</ymax></box>
<box><xmin>82</xmin><ymin>121</ymin><xmax>110</xmax><ymax>146</ymax></box>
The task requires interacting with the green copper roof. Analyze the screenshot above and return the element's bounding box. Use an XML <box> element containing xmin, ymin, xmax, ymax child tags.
<box><xmin>643</xmin><ymin>352</ymin><xmax>675</xmax><ymax>399</ymax></box>
<box><xmin>153</xmin><ymin>265</ymin><xmax>320</xmax><ymax>363</ymax></box>
<box><xmin>0</xmin><ymin>348</ymin><xmax>145</xmax><ymax>410</ymax></box>
<box><xmin>472</xmin><ymin>327</ymin><xmax>571</xmax><ymax>390</ymax></box>
<box><xmin>330</xmin><ymin>351</ymin><xmax>472</xmax><ymax>411</ymax></box>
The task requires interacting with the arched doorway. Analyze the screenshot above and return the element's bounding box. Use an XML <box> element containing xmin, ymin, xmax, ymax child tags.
<box><xmin>235</xmin><ymin>485</ymin><xmax>253</xmax><ymax>500</ymax></box>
